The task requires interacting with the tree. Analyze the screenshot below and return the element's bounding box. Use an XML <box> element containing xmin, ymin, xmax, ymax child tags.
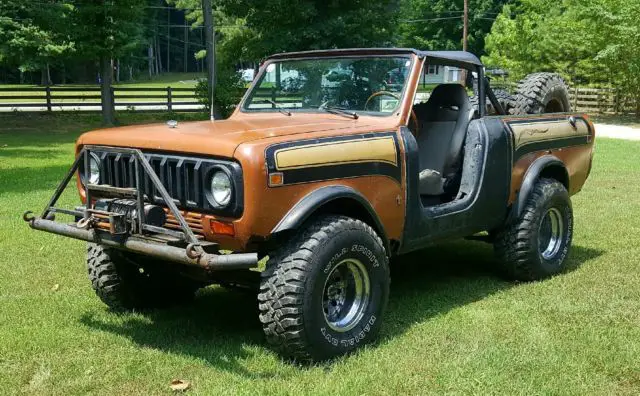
<box><xmin>218</xmin><ymin>0</ymin><xmax>401</xmax><ymax>60</ymax></box>
<box><xmin>69</xmin><ymin>1</ymin><xmax>146</xmax><ymax>125</ymax></box>
<box><xmin>482</xmin><ymin>0</ymin><xmax>606</xmax><ymax>84</ymax></box>
<box><xmin>588</xmin><ymin>1</ymin><xmax>640</xmax><ymax>114</ymax></box>
<box><xmin>398</xmin><ymin>0</ymin><xmax>512</xmax><ymax>56</ymax></box>
<box><xmin>0</xmin><ymin>1</ymin><xmax>74</xmax><ymax>84</ymax></box>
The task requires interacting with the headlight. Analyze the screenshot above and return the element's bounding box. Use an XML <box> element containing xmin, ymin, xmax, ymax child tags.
<box><xmin>88</xmin><ymin>156</ymin><xmax>100</xmax><ymax>184</ymax></box>
<box><xmin>210</xmin><ymin>170</ymin><xmax>232</xmax><ymax>207</ymax></box>
<box><xmin>81</xmin><ymin>154</ymin><xmax>100</xmax><ymax>185</ymax></box>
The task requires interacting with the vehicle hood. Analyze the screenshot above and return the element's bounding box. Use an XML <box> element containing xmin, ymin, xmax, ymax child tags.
<box><xmin>77</xmin><ymin>114</ymin><xmax>389</xmax><ymax>158</ymax></box>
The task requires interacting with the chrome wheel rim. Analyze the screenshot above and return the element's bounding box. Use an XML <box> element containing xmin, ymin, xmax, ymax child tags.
<box><xmin>538</xmin><ymin>207</ymin><xmax>564</xmax><ymax>260</ymax></box>
<box><xmin>322</xmin><ymin>258</ymin><xmax>371</xmax><ymax>333</ymax></box>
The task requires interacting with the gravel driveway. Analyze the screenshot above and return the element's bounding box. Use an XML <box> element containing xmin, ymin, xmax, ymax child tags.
<box><xmin>594</xmin><ymin>124</ymin><xmax>640</xmax><ymax>140</ymax></box>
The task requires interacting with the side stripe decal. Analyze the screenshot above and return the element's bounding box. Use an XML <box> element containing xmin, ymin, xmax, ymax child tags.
<box><xmin>265</xmin><ymin>132</ymin><xmax>401</xmax><ymax>186</ymax></box>
<box><xmin>503</xmin><ymin>115</ymin><xmax>593</xmax><ymax>160</ymax></box>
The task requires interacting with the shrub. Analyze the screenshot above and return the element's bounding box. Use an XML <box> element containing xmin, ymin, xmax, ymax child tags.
<box><xmin>195</xmin><ymin>67</ymin><xmax>246</xmax><ymax>118</ymax></box>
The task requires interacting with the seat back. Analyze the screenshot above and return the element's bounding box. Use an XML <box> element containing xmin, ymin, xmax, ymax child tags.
<box><xmin>413</xmin><ymin>84</ymin><xmax>473</xmax><ymax>178</ymax></box>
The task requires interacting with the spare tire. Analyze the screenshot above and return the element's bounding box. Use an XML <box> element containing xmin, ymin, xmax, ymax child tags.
<box><xmin>469</xmin><ymin>89</ymin><xmax>514</xmax><ymax>115</ymax></box>
<box><xmin>509</xmin><ymin>73</ymin><xmax>571</xmax><ymax>115</ymax></box>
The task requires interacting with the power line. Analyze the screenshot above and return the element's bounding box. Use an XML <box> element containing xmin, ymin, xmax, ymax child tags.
<box><xmin>401</xmin><ymin>16</ymin><xmax>463</xmax><ymax>23</ymax></box>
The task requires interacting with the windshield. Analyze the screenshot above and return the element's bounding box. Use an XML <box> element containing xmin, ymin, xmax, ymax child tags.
<box><xmin>243</xmin><ymin>56</ymin><xmax>413</xmax><ymax>116</ymax></box>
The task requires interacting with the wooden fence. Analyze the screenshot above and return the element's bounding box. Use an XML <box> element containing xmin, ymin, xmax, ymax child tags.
<box><xmin>567</xmin><ymin>87</ymin><xmax>638</xmax><ymax>116</ymax></box>
<box><xmin>0</xmin><ymin>86</ymin><xmax>202</xmax><ymax>112</ymax></box>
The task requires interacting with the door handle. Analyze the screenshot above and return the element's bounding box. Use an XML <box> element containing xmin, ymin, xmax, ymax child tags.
<box><xmin>568</xmin><ymin>116</ymin><xmax>577</xmax><ymax>129</ymax></box>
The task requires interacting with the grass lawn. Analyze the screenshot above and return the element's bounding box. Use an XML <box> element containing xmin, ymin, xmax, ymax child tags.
<box><xmin>1</xmin><ymin>115</ymin><xmax>639</xmax><ymax>395</ymax></box>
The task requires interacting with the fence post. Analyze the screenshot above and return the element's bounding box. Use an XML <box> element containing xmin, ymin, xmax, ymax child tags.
<box><xmin>45</xmin><ymin>85</ymin><xmax>52</xmax><ymax>112</ymax></box>
<box><xmin>573</xmin><ymin>87</ymin><xmax>578</xmax><ymax>112</ymax></box>
<box><xmin>167</xmin><ymin>86</ymin><xmax>172</xmax><ymax>112</ymax></box>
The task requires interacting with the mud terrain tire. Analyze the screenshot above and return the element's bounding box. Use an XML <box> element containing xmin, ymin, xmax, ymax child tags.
<box><xmin>258</xmin><ymin>215</ymin><xmax>390</xmax><ymax>361</ymax></box>
<box><xmin>493</xmin><ymin>178</ymin><xmax>573</xmax><ymax>281</ymax></box>
<box><xmin>509</xmin><ymin>73</ymin><xmax>571</xmax><ymax>115</ymax></box>
<box><xmin>87</xmin><ymin>243</ymin><xmax>199</xmax><ymax>310</ymax></box>
<box><xmin>470</xmin><ymin>89</ymin><xmax>514</xmax><ymax>115</ymax></box>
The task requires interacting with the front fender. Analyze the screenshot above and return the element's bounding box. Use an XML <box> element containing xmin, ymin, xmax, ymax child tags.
<box><xmin>270</xmin><ymin>185</ymin><xmax>388</xmax><ymax>247</ymax></box>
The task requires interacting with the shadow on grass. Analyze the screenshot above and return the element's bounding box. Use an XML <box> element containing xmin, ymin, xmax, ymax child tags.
<box><xmin>0</xmin><ymin>164</ymin><xmax>74</xmax><ymax>196</ymax></box>
<box><xmin>79</xmin><ymin>241</ymin><xmax>603</xmax><ymax>373</ymax></box>
<box><xmin>79</xmin><ymin>287</ymin><xmax>276</xmax><ymax>379</ymax></box>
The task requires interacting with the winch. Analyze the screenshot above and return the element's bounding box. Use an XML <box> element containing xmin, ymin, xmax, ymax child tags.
<box><xmin>92</xmin><ymin>199</ymin><xmax>166</xmax><ymax>234</ymax></box>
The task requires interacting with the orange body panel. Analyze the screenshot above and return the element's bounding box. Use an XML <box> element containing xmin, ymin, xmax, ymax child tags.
<box><xmin>505</xmin><ymin>115</ymin><xmax>595</xmax><ymax>203</ymax></box>
<box><xmin>509</xmin><ymin>144</ymin><xmax>594</xmax><ymax>203</ymax></box>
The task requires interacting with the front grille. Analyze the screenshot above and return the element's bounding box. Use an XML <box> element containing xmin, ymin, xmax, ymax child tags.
<box><xmin>164</xmin><ymin>209</ymin><xmax>205</xmax><ymax>236</ymax></box>
<box><xmin>91</xmin><ymin>150</ymin><xmax>243</xmax><ymax>217</ymax></box>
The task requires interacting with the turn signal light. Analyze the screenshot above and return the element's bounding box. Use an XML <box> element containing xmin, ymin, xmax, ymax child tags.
<box><xmin>269</xmin><ymin>172</ymin><xmax>284</xmax><ymax>186</ymax></box>
<box><xmin>210</xmin><ymin>219</ymin><xmax>235</xmax><ymax>236</ymax></box>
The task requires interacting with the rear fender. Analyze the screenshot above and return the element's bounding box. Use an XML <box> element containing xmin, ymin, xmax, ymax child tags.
<box><xmin>511</xmin><ymin>155</ymin><xmax>569</xmax><ymax>221</ymax></box>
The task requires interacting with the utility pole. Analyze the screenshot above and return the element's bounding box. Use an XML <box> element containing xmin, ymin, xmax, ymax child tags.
<box><xmin>202</xmin><ymin>0</ymin><xmax>215</xmax><ymax>121</ymax></box>
<box><xmin>463</xmin><ymin>0</ymin><xmax>469</xmax><ymax>52</ymax></box>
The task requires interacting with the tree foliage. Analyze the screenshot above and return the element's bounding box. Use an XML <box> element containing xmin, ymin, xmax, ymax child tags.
<box><xmin>0</xmin><ymin>1</ymin><xmax>74</xmax><ymax>74</ymax></box>
<box><xmin>589</xmin><ymin>1</ymin><xmax>640</xmax><ymax>108</ymax></box>
<box><xmin>70</xmin><ymin>1</ymin><xmax>146</xmax><ymax>61</ymax></box>
<box><xmin>218</xmin><ymin>0</ymin><xmax>401</xmax><ymax>61</ymax></box>
<box><xmin>482</xmin><ymin>0</ymin><xmax>605</xmax><ymax>83</ymax></box>
<box><xmin>398</xmin><ymin>0</ymin><xmax>512</xmax><ymax>55</ymax></box>
<box><xmin>483</xmin><ymin>0</ymin><xmax>640</xmax><ymax>111</ymax></box>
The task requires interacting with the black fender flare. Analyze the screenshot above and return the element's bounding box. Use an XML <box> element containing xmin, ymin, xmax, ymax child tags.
<box><xmin>511</xmin><ymin>155</ymin><xmax>569</xmax><ymax>220</ymax></box>
<box><xmin>270</xmin><ymin>185</ymin><xmax>389</xmax><ymax>250</ymax></box>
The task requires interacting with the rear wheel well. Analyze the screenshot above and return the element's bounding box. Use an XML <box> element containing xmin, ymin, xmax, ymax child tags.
<box><xmin>539</xmin><ymin>164</ymin><xmax>569</xmax><ymax>191</ymax></box>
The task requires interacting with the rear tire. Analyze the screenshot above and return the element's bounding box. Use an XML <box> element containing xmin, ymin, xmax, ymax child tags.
<box><xmin>87</xmin><ymin>243</ymin><xmax>200</xmax><ymax>311</ymax></box>
<box><xmin>258</xmin><ymin>215</ymin><xmax>390</xmax><ymax>361</ymax></box>
<box><xmin>509</xmin><ymin>73</ymin><xmax>571</xmax><ymax>115</ymax></box>
<box><xmin>493</xmin><ymin>178</ymin><xmax>573</xmax><ymax>281</ymax></box>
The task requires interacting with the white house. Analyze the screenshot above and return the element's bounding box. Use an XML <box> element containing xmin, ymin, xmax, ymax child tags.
<box><xmin>421</xmin><ymin>64</ymin><xmax>462</xmax><ymax>84</ymax></box>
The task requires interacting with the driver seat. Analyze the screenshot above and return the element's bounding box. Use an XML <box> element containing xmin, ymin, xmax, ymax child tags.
<box><xmin>413</xmin><ymin>83</ymin><xmax>474</xmax><ymax>196</ymax></box>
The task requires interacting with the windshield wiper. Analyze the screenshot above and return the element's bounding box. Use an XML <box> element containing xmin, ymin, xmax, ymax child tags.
<box><xmin>318</xmin><ymin>103</ymin><xmax>359</xmax><ymax>120</ymax></box>
<box><xmin>264</xmin><ymin>99</ymin><xmax>292</xmax><ymax>116</ymax></box>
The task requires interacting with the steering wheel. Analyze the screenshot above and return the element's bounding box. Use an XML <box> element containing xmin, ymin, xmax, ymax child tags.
<box><xmin>364</xmin><ymin>91</ymin><xmax>420</xmax><ymax>137</ymax></box>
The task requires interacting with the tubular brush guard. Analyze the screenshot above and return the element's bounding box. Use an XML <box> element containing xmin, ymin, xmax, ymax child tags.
<box><xmin>23</xmin><ymin>145</ymin><xmax>258</xmax><ymax>271</ymax></box>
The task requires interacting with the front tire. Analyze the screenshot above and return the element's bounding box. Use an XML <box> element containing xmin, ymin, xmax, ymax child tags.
<box><xmin>87</xmin><ymin>243</ymin><xmax>200</xmax><ymax>311</ymax></box>
<box><xmin>258</xmin><ymin>215</ymin><xmax>390</xmax><ymax>361</ymax></box>
<box><xmin>494</xmin><ymin>178</ymin><xmax>573</xmax><ymax>281</ymax></box>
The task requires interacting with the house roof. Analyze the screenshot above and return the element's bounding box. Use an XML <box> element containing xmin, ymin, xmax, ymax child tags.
<box><xmin>266</xmin><ymin>48</ymin><xmax>483</xmax><ymax>68</ymax></box>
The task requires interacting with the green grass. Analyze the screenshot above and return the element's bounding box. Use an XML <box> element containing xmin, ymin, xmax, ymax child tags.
<box><xmin>1</xmin><ymin>115</ymin><xmax>639</xmax><ymax>395</ymax></box>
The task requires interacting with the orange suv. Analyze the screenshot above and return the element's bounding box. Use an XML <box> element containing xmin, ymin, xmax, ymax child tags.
<box><xmin>25</xmin><ymin>48</ymin><xmax>595</xmax><ymax>361</ymax></box>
